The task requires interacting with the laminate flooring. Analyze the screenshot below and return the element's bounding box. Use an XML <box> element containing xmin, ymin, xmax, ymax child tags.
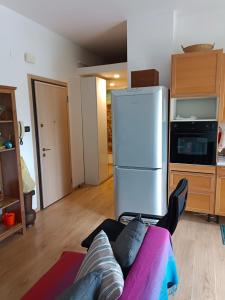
<box><xmin>0</xmin><ymin>178</ymin><xmax>224</xmax><ymax>300</ymax></box>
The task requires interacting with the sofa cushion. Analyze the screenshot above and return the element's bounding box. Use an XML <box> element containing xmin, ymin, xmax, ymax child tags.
<box><xmin>81</xmin><ymin>219</ymin><xmax>125</xmax><ymax>249</ymax></box>
<box><xmin>57</xmin><ymin>271</ymin><xmax>102</xmax><ymax>300</ymax></box>
<box><xmin>76</xmin><ymin>230</ymin><xmax>124</xmax><ymax>300</ymax></box>
<box><xmin>112</xmin><ymin>216</ymin><xmax>146</xmax><ymax>269</ymax></box>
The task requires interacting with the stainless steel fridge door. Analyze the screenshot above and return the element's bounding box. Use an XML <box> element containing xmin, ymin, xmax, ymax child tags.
<box><xmin>114</xmin><ymin>166</ymin><xmax>167</xmax><ymax>218</ymax></box>
<box><xmin>112</xmin><ymin>87</ymin><xmax>167</xmax><ymax>169</ymax></box>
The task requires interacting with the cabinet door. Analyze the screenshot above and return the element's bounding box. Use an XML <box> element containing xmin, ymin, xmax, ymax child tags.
<box><xmin>219</xmin><ymin>55</ymin><xmax>225</xmax><ymax>122</ymax></box>
<box><xmin>171</xmin><ymin>50</ymin><xmax>222</xmax><ymax>97</ymax></box>
<box><xmin>169</xmin><ymin>171</ymin><xmax>215</xmax><ymax>213</ymax></box>
<box><xmin>215</xmin><ymin>167</ymin><xmax>225</xmax><ymax>216</ymax></box>
<box><xmin>81</xmin><ymin>77</ymin><xmax>108</xmax><ymax>185</ymax></box>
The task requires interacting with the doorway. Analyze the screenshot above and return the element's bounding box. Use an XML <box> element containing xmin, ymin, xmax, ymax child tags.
<box><xmin>106</xmin><ymin>72</ymin><xmax>128</xmax><ymax>176</ymax></box>
<box><xmin>78</xmin><ymin>64</ymin><xmax>128</xmax><ymax>182</ymax></box>
<box><xmin>29</xmin><ymin>77</ymin><xmax>72</xmax><ymax>208</ymax></box>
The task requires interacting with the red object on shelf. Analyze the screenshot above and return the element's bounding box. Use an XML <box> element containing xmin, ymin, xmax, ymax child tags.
<box><xmin>2</xmin><ymin>212</ymin><xmax>16</xmax><ymax>226</ymax></box>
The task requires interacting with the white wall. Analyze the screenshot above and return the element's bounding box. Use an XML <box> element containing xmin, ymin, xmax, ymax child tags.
<box><xmin>0</xmin><ymin>5</ymin><xmax>103</xmax><ymax>209</ymax></box>
<box><xmin>173</xmin><ymin>10</ymin><xmax>225</xmax><ymax>52</ymax></box>
<box><xmin>127</xmin><ymin>8</ymin><xmax>225</xmax><ymax>87</ymax></box>
<box><xmin>127</xmin><ymin>10</ymin><xmax>174</xmax><ymax>87</ymax></box>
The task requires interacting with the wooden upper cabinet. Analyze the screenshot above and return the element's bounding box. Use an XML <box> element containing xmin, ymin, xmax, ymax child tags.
<box><xmin>171</xmin><ymin>50</ymin><xmax>223</xmax><ymax>97</ymax></box>
<box><xmin>215</xmin><ymin>167</ymin><xmax>225</xmax><ymax>216</ymax></box>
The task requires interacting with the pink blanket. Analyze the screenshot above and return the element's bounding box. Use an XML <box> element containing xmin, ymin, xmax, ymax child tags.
<box><xmin>119</xmin><ymin>226</ymin><xmax>178</xmax><ymax>300</ymax></box>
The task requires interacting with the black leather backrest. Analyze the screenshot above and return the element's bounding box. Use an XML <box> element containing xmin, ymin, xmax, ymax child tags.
<box><xmin>171</xmin><ymin>179</ymin><xmax>188</xmax><ymax>217</ymax></box>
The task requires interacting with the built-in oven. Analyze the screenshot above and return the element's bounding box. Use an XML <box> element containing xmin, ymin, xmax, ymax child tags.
<box><xmin>170</xmin><ymin>121</ymin><xmax>218</xmax><ymax>166</ymax></box>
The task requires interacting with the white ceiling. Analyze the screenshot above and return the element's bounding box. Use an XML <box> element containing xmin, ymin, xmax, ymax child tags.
<box><xmin>78</xmin><ymin>62</ymin><xmax>127</xmax><ymax>89</ymax></box>
<box><xmin>83</xmin><ymin>70</ymin><xmax>128</xmax><ymax>90</ymax></box>
<box><xmin>1</xmin><ymin>0</ymin><xmax>225</xmax><ymax>63</ymax></box>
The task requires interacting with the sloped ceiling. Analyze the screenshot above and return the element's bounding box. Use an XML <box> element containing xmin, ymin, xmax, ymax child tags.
<box><xmin>0</xmin><ymin>0</ymin><xmax>225</xmax><ymax>63</ymax></box>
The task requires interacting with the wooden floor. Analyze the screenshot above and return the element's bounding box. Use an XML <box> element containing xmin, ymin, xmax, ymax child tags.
<box><xmin>0</xmin><ymin>178</ymin><xmax>225</xmax><ymax>300</ymax></box>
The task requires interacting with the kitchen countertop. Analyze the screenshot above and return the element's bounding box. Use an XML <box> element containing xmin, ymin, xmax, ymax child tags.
<box><xmin>217</xmin><ymin>156</ymin><xmax>225</xmax><ymax>166</ymax></box>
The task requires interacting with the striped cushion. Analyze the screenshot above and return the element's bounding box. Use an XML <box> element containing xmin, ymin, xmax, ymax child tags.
<box><xmin>75</xmin><ymin>230</ymin><xmax>124</xmax><ymax>300</ymax></box>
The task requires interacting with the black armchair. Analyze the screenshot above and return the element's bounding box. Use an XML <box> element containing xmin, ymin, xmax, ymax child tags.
<box><xmin>81</xmin><ymin>178</ymin><xmax>188</xmax><ymax>248</ymax></box>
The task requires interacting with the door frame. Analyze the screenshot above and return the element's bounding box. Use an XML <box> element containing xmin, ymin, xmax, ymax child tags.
<box><xmin>28</xmin><ymin>74</ymin><xmax>70</xmax><ymax>210</ymax></box>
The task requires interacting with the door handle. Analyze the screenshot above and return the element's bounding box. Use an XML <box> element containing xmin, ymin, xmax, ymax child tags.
<box><xmin>42</xmin><ymin>148</ymin><xmax>51</xmax><ymax>152</ymax></box>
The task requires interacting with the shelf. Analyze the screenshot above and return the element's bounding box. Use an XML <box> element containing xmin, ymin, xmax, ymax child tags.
<box><xmin>171</xmin><ymin>119</ymin><xmax>217</xmax><ymax>122</ymax></box>
<box><xmin>0</xmin><ymin>196</ymin><xmax>19</xmax><ymax>209</ymax></box>
<box><xmin>0</xmin><ymin>147</ymin><xmax>15</xmax><ymax>153</ymax></box>
<box><xmin>0</xmin><ymin>223</ymin><xmax>23</xmax><ymax>242</ymax></box>
<box><xmin>0</xmin><ymin>85</ymin><xmax>25</xmax><ymax>242</ymax></box>
<box><xmin>170</xmin><ymin>97</ymin><xmax>218</xmax><ymax>122</ymax></box>
<box><xmin>0</xmin><ymin>120</ymin><xmax>13</xmax><ymax>123</ymax></box>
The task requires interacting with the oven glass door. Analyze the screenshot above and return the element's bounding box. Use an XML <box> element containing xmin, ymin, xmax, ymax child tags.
<box><xmin>178</xmin><ymin>137</ymin><xmax>208</xmax><ymax>155</ymax></box>
<box><xmin>170</xmin><ymin>132</ymin><xmax>217</xmax><ymax>165</ymax></box>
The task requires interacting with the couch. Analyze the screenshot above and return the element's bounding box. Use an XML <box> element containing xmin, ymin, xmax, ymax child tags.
<box><xmin>22</xmin><ymin>226</ymin><xmax>178</xmax><ymax>300</ymax></box>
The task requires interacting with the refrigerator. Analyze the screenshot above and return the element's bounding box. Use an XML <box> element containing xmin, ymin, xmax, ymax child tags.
<box><xmin>111</xmin><ymin>86</ymin><xmax>168</xmax><ymax>218</ymax></box>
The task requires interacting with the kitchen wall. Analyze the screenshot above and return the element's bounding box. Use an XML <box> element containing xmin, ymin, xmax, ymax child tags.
<box><xmin>0</xmin><ymin>5</ymin><xmax>103</xmax><ymax>209</ymax></box>
<box><xmin>173</xmin><ymin>10</ymin><xmax>225</xmax><ymax>52</ymax></box>
<box><xmin>127</xmin><ymin>10</ymin><xmax>174</xmax><ymax>87</ymax></box>
<box><xmin>127</xmin><ymin>8</ymin><xmax>225</xmax><ymax>87</ymax></box>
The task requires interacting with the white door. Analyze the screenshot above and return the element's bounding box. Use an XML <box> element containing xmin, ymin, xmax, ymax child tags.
<box><xmin>35</xmin><ymin>81</ymin><xmax>72</xmax><ymax>208</ymax></box>
<box><xmin>112</xmin><ymin>87</ymin><xmax>164</xmax><ymax>168</ymax></box>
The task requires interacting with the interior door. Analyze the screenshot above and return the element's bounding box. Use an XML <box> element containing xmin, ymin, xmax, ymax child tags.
<box><xmin>34</xmin><ymin>81</ymin><xmax>72</xmax><ymax>208</ymax></box>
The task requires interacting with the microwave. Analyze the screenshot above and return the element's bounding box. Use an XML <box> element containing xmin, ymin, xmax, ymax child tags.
<box><xmin>170</xmin><ymin>121</ymin><xmax>218</xmax><ymax>166</ymax></box>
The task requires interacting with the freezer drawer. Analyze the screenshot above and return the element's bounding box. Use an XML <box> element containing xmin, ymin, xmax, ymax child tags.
<box><xmin>114</xmin><ymin>166</ymin><xmax>167</xmax><ymax>218</ymax></box>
